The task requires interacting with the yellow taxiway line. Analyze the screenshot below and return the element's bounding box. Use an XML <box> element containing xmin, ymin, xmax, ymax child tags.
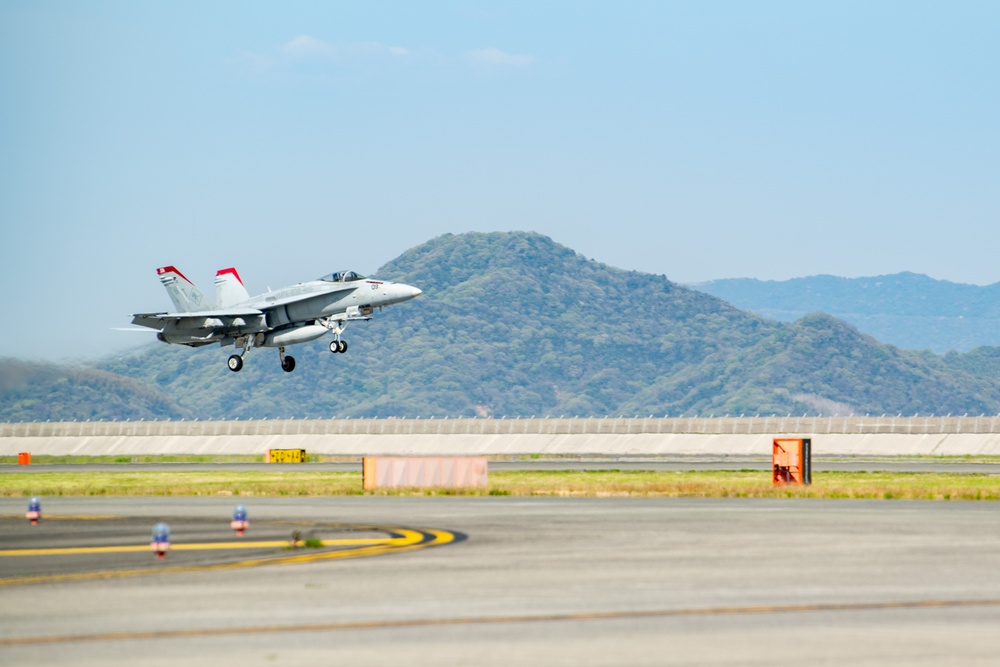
<box><xmin>0</xmin><ymin>514</ymin><xmax>121</xmax><ymax>521</ymax></box>
<box><xmin>0</xmin><ymin>527</ymin><xmax>456</xmax><ymax>587</ymax></box>
<box><xmin>0</xmin><ymin>536</ymin><xmax>407</xmax><ymax>557</ymax></box>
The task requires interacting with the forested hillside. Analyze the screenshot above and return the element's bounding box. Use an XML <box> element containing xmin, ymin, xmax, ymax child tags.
<box><xmin>697</xmin><ymin>273</ymin><xmax>1000</xmax><ymax>353</ymax></box>
<box><xmin>3</xmin><ymin>232</ymin><xmax>1000</xmax><ymax>421</ymax></box>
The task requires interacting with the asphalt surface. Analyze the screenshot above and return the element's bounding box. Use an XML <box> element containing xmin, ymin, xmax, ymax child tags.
<box><xmin>2</xmin><ymin>496</ymin><xmax>1000</xmax><ymax>665</ymax></box>
<box><xmin>5</xmin><ymin>458</ymin><xmax>1000</xmax><ymax>474</ymax></box>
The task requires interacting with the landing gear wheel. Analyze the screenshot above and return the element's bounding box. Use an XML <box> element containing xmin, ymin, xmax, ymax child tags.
<box><xmin>329</xmin><ymin>340</ymin><xmax>348</xmax><ymax>353</ymax></box>
<box><xmin>330</xmin><ymin>341</ymin><xmax>339</xmax><ymax>354</ymax></box>
<box><xmin>339</xmin><ymin>340</ymin><xmax>348</xmax><ymax>353</ymax></box>
<box><xmin>228</xmin><ymin>355</ymin><xmax>243</xmax><ymax>372</ymax></box>
<box><xmin>281</xmin><ymin>356</ymin><xmax>296</xmax><ymax>373</ymax></box>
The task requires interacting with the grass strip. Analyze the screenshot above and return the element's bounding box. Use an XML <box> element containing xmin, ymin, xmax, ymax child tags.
<box><xmin>2</xmin><ymin>470</ymin><xmax>1000</xmax><ymax>500</ymax></box>
<box><xmin>0</xmin><ymin>455</ymin><xmax>268</xmax><ymax>465</ymax></box>
<box><xmin>0</xmin><ymin>472</ymin><xmax>361</xmax><ymax>497</ymax></box>
<box><xmin>485</xmin><ymin>470</ymin><xmax>1000</xmax><ymax>500</ymax></box>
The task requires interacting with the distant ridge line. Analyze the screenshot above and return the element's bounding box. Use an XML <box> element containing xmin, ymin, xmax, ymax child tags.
<box><xmin>4</xmin><ymin>416</ymin><xmax>1000</xmax><ymax>437</ymax></box>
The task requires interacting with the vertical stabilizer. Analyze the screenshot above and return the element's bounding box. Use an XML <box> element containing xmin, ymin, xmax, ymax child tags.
<box><xmin>157</xmin><ymin>266</ymin><xmax>210</xmax><ymax>313</ymax></box>
<box><xmin>215</xmin><ymin>267</ymin><xmax>250</xmax><ymax>307</ymax></box>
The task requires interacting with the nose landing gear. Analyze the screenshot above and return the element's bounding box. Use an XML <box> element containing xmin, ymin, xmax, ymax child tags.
<box><xmin>322</xmin><ymin>316</ymin><xmax>360</xmax><ymax>355</ymax></box>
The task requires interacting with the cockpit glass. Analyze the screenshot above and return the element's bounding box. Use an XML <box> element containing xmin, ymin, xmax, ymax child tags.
<box><xmin>319</xmin><ymin>271</ymin><xmax>366</xmax><ymax>283</ymax></box>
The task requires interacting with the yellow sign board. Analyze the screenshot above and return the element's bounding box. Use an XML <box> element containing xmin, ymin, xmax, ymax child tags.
<box><xmin>267</xmin><ymin>449</ymin><xmax>306</xmax><ymax>463</ymax></box>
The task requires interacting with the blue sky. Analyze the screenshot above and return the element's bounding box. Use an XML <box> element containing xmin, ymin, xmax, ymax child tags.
<box><xmin>2</xmin><ymin>1</ymin><xmax>998</xmax><ymax>361</ymax></box>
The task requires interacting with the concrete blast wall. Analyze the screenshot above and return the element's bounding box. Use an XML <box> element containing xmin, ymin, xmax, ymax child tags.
<box><xmin>4</xmin><ymin>418</ymin><xmax>1000</xmax><ymax>456</ymax></box>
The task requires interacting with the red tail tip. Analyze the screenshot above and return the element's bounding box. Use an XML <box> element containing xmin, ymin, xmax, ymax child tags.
<box><xmin>216</xmin><ymin>267</ymin><xmax>244</xmax><ymax>286</ymax></box>
<box><xmin>156</xmin><ymin>266</ymin><xmax>193</xmax><ymax>284</ymax></box>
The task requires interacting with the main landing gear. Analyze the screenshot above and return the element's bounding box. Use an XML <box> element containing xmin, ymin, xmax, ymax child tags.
<box><xmin>279</xmin><ymin>347</ymin><xmax>295</xmax><ymax>373</ymax></box>
<box><xmin>227</xmin><ymin>350</ymin><xmax>295</xmax><ymax>372</ymax></box>
<box><xmin>226</xmin><ymin>345</ymin><xmax>295</xmax><ymax>373</ymax></box>
<box><xmin>226</xmin><ymin>334</ymin><xmax>342</xmax><ymax>373</ymax></box>
<box><xmin>228</xmin><ymin>337</ymin><xmax>252</xmax><ymax>373</ymax></box>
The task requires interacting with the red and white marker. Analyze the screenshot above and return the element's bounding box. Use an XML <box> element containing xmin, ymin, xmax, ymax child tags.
<box><xmin>26</xmin><ymin>497</ymin><xmax>41</xmax><ymax>525</ymax></box>
<box><xmin>150</xmin><ymin>522</ymin><xmax>170</xmax><ymax>560</ymax></box>
<box><xmin>231</xmin><ymin>504</ymin><xmax>248</xmax><ymax>536</ymax></box>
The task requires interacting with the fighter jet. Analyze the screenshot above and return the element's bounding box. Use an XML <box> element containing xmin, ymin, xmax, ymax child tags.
<box><xmin>131</xmin><ymin>266</ymin><xmax>422</xmax><ymax>372</ymax></box>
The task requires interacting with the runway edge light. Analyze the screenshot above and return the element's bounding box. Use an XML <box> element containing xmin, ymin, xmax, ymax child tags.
<box><xmin>26</xmin><ymin>497</ymin><xmax>41</xmax><ymax>525</ymax></box>
<box><xmin>151</xmin><ymin>522</ymin><xmax>170</xmax><ymax>560</ymax></box>
<box><xmin>231</xmin><ymin>504</ymin><xmax>249</xmax><ymax>536</ymax></box>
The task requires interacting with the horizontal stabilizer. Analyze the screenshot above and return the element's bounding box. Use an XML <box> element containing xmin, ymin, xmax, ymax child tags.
<box><xmin>131</xmin><ymin>307</ymin><xmax>263</xmax><ymax>330</ymax></box>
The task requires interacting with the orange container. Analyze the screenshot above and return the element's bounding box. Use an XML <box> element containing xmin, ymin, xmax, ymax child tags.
<box><xmin>772</xmin><ymin>438</ymin><xmax>811</xmax><ymax>485</ymax></box>
<box><xmin>363</xmin><ymin>456</ymin><xmax>488</xmax><ymax>490</ymax></box>
<box><xmin>17</xmin><ymin>452</ymin><xmax>31</xmax><ymax>465</ymax></box>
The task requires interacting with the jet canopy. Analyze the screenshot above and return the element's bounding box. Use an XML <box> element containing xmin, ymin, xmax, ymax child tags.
<box><xmin>319</xmin><ymin>271</ymin><xmax>366</xmax><ymax>283</ymax></box>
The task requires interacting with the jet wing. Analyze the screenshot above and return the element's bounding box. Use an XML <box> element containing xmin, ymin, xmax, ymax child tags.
<box><xmin>131</xmin><ymin>308</ymin><xmax>263</xmax><ymax>330</ymax></box>
<box><xmin>252</xmin><ymin>285</ymin><xmax>358</xmax><ymax>310</ymax></box>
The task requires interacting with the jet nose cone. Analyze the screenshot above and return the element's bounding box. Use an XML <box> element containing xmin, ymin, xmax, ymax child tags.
<box><xmin>392</xmin><ymin>283</ymin><xmax>422</xmax><ymax>303</ymax></box>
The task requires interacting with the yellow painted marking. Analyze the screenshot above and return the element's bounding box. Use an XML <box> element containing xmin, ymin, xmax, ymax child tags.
<box><xmin>0</xmin><ymin>527</ymin><xmax>452</xmax><ymax>587</ymax></box>
<box><xmin>0</xmin><ymin>514</ymin><xmax>121</xmax><ymax>521</ymax></box>
<box><xmin>0</xmin><ymin>536</ymin><xmax>405</xmax><ymax>557</ymax></box>
<box><xmin>0</xmin><ymin>597</ymin><xmax>997</xmax><ymax>647</ymax></box>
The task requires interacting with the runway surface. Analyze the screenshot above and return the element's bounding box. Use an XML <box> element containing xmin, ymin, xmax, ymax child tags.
<box><xmin>2</xmin><ymin>496</ymin><xmax>1000</xmax><ymax>665</ymax></box>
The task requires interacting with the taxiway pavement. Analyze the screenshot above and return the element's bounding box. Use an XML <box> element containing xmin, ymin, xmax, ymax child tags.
<box><xmin>2</xmin><ymin>496</ymin><xmax>1000</xmax><ymax>665</ymax></box>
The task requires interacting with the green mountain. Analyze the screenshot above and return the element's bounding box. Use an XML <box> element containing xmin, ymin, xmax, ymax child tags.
<box><xmin>0</xmin><ymin>359</ymin><xmax>186</xmax><ymax>422</ymax></box>
<box><xmin>696</xmin><ymin>273</ymin><xmax>1000</xmax><ymax>353</ymax></box>
<box><xmin>3</xmin><ymin>232</ymin><xmax>1000</xmax><ymax>421</ymax></box>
